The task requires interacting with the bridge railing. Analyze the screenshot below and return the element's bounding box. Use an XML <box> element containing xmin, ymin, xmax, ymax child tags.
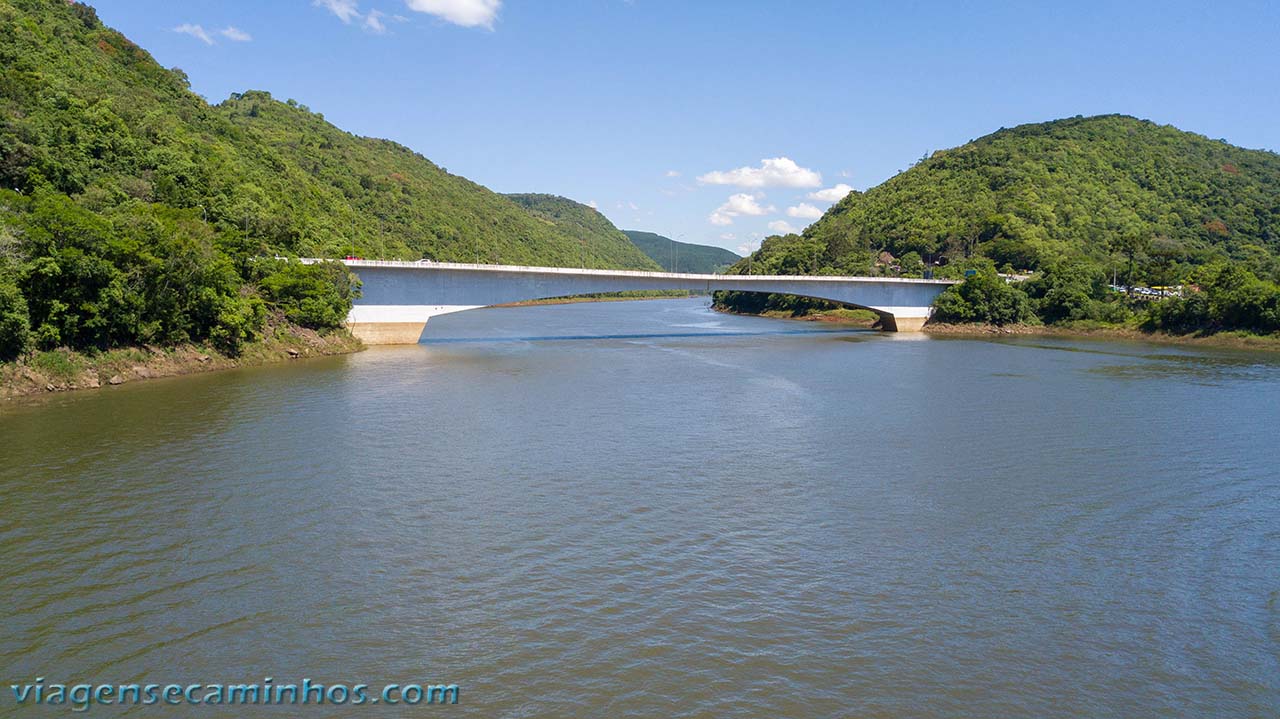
<box><xmin>296</xmin><ymin>258</ymin><xmax>957</xmax><ymax>285</ymax></box>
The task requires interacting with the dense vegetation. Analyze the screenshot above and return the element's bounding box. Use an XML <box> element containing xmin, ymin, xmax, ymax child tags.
<box><xmin>622</xmin><ymin>230</ymin><xmax>740</xmax><ymax>273</ymax></box>
<box><xmin>503</xmin><ymin>194</ymin><xmax>658</xmax><ymax>270</ymax></box>
<box><xmin>926</xmin><ymin>259</ymin><xmax>1280</xmax><ymax>337</ymax></box>
<box><xmin>719</xmin><ymin>115</ymin><xmax>1280</xmax><ymax>336</ymax></box>
<box><xmin>0</xmin><ymin>0</ymin><xmax>650</xmax><ymax>363</ymax></box>
<box><xmin>0</xmin><ymin>189</ymin><xmax>356</xmax><ymax>361</ymax></box>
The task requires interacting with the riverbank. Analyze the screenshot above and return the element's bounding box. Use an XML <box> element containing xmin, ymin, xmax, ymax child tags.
<box><xmin>495</xmin><ymin>291</ymin><xmax>699</xmax><ymax>308</ymax></box>
<box><xmin>0</xmin><ymin>321</ymin><xmax>363</xmax><ymax>403</ymax></box>
<box><xmin>716</xmin><ymin>304</ymin><xmax>1280</xmax><ymax>350</ymax></box>
<box><xmin>922</xmin><ymin>322</ymin><xmax>1280</xmax><ymax>350</ymax></box>
<box><xmin>755</xmin><ymin>308</ymin><xmax>880</xmax><ymax>327</ymax></box>
<box><xmin>715</xmin><ymin>306</ymin><xmax>881</xmax><ymax>327</ymax></box>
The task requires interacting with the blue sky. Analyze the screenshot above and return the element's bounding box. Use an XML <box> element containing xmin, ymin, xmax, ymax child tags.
<box><xmin>92</xmin><ymin>0</ymin><xmax>1280</xmax><ymax>255</ymax></box>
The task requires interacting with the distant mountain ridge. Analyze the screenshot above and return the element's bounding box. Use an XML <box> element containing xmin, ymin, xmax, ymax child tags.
<box><xmin>623</xmin><ymin>230</ymin><xmax>740</xmax><ymax>273</ymax></box>
<box><xmin>503</xmin><ymin>194</ymin><xmax>659</xmax><ymax>270</ymax></box>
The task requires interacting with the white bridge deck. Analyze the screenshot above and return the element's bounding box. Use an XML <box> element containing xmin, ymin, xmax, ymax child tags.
<box><xmin>300</xmin><ymin>259</ymin><xmax>956</xmax><ymax>343</ymax></box>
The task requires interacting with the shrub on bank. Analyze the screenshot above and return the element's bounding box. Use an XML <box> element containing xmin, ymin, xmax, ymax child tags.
<box><xmin>1143</xmin><ymin>264</ymin><xmax>1280</xmax><ymax>335</ymax></box>
<box><xmin>931</xmin><ymin>269</ymin><xmax>1036</xmax><ymax>325</ymax></box>
<box><xmin>259</xmin><ymin>261</ymin><xmax>361</xmax><ymax>331</ymax></box>
<box><xmin>0</xmin><ymin>279</ymin><xmax>32</xmax><ymax>361</ymax></box>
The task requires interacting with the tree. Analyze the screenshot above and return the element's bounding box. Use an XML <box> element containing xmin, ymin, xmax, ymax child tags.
<box><xmin>931</xmin><ymin>268</ymin><xmax>1035</xmax><ymax>325</ymax></box>
<box><xmin>0</xmin><ymin>279</ymin><xmax>30</xmax><ymax>360</ymax></box>
<box><xmin>1108</xmin><ymin>230</ymin><xmax>1152</xmax><ymax>289</ymax></box>
<box><xmin>259</xmin><ymin>261</ymin><xmax>361</xmax><ymax>330</ymax></box>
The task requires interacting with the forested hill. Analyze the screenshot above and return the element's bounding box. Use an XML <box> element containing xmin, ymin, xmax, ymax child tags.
<box><xmin>719</xmin><ymin>114</ymin><xmax>1280</xmax><ymax>335</ymax></box>
<box><xmin>0</xmin><ymin>0</ymin><xmax>657</xmax><ymax>361</ymax></box>
<box><xmin>797</xmin><ymin>115</ymin><xmax>1280</xmax><ymax>279</ymax></box>
<box><xmin>623</xmin><ymin>230</ymin><xmax>740</xmax><ymax>274</ymax></box>
<box><xmin>0</xmin><ymin>0</ymin><xmax>649</xmax><ymax>266</ymax></box>
<box><xmin>503</xmin><ymin>194</ymin><xmax>659</xmax><ymax>270</ymax></box>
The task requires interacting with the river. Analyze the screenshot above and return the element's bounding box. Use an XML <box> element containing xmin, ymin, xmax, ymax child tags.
<box><xmin>2</xmin><ymin>298</ymin><xmax>1278</xmax><ymax>717</ymax></box>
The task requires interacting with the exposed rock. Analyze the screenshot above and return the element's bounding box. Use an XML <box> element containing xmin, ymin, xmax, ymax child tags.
<box><xmin>108</xmin><ymin>375</ymin><xmax>125</xmax><ymax>385</ymax></box>
<box><xmin>286</xmin><ymin>348</ymin><xmax>301</xmax><ymax>358</ymax></box>
<box><xmin>131</xmin><ymin>366</ymin><xmax>154</xmax><ymax>379</ymax></box>
<box><xmin>196</xmin><ymin>354</ymin><xmax>211</xmax><ymax>363</ymax></box>
<box><xmin>72</xmin><ymin>372</ymin><xmax>100</xmax><ymax>389</ymax></box>
<box><xmin>45</xmin><ymin>383</ymin><xmax>56</xmax><ymax>392</ymax></box>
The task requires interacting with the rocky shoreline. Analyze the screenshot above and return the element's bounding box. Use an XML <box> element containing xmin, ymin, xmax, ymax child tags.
<box><xmin>1</xmin><ymin>323</ymin><xmax>363</xmax><ymax>404</ymax></box>
<box><xmin>715</xmin><ymin>304</ymin><xmax>1280</xmax><ymax>351</ymax></box>
<box><xmin>921</xmin><ymin>322</ymin><xmax>1280</xmax><ymax>350</ymax></box>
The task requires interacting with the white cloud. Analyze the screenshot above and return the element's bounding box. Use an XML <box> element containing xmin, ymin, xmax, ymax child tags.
<box><xmin>315</xmin><ymin>0</ymin><xmax>361</xmax><ymax>23</ymax></box>
<box><xmin>363</xmin><ymin>9</ymin><xmax>387</xmax><ymax>33</ymax></box>
<box><xmin>698</xmin><ymin>157</ymin><xmax>821</xmax><ymax>189</ymax></box>
<box><xmin>808</xmin><ymin>183</ymin><xmax>854</xmax><ymax>203</ymax></box>
<box><xmin>708</xmin><ymin>193</ymin><xmax>774</xmax><ymax>226</ymax></box>
<box><xmin>719</xmin><ymin>233</ymin><xmax>736</xmax><ymax>241</ymax></box>
<box><xmin>587</xmin><ymin>200</ymin><xmax>598</xmax><ymax>209</ymax></box>
<box><xmin>724</xmin><ymin>194</ymin><xmax>772</xmax><ymax>215</ymax></box>
<box><xmin>706</xmin><ymin>193</ymin><xmax>773</xmax><ymax>223</ymax></box>
<box><xmin>219</xmin><ymin>26</ymin><xmax>252</xmax><ymax>42</ymax></box>
<box><xmin>173</xmin><ymin>24</ymin><xmax>214</xmax><ymax>45</ymax></box>
<box><xmin>405</xmin><ymin>0</ymin><xmax>501</xmax><ymax>28</ymax></box>
<box><xmin>786</xmin><ymin>203</ymin><xmax>823</xmax><ymax>220</ymax></box>
<box><xmin>665</xmin><ymin>170</ymin><xmax>681</xmax><ymax>177</ymax></box>
<box><xmin>768</xmin><ymin>220</ymin><xmax>798</xmax><ymax>235</ymax></box>
<box><xmin>315</xmin><ymin>0</ymin><xmax>395</xmax><ymax>33</ymax></box>
<box><xmin>736</xmin><ymin>240</ymin><xmax>760</xmax><ymax>256</ymax></box>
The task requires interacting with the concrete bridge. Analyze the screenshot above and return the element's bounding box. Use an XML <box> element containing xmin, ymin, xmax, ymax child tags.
<box><xmin>301</xmin><ymin>259</ymin><xmax>956</xmax><ymax>344</ymax></box>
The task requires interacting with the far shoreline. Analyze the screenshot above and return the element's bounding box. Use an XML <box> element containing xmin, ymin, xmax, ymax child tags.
<box><xmin>714</xmin><ymin>305</ymin><xmax>1280</xmax><ymax>351</ymax></box>
<box><xmin>492</xmin><ymin>293</ymin><xmax>702</xmax><ymax>308</ymax></box>
<box><xmin>921</xmin><ymin>322</ymin><xmax>1280</xmax><ymax>351</ymax></box>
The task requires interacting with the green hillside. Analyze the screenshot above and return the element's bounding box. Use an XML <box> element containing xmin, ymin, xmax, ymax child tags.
<box><xmin>623</xmin><ymin>230</ymin><xmax>740</xmax><ymax>273</ymax></box>
<box><xmin>721</xmin><ymin>115</ymin><xmax>1280</xmax><ymax>334</ymax></box>
<box><xmin>803</xmin><ymin>114</ymin><xmax>1280</xmax><ymax>277</ymax></box>
<box><xmin>0</xmin><ymin>0</ymin><xmax>653</xmax><ymax>361</ymax></box>
<box><xmin>504</xmin><ymin>194</ymin><xmax>659</xmax><ymax>270</ymax></box>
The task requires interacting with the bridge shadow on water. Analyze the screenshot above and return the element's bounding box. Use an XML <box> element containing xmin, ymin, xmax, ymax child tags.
<box><xmin>420</xmin><ymin>328</ymin><xmax>876</xmax><ymax>345</ymax></box>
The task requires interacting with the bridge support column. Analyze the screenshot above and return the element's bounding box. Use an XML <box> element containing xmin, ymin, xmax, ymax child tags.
<box><xmin>348</xmin><ymin>321</ymin><xmax>429</xmax><ymax>345</ymax></box>
<box><xmin>346</xmin><ymin>305</ymin><xmax>481</xmax><ymax>345</ymax></box>
<box><xmin>878</xmin><ymin>313</ymin><xmax>930</xmax><ymax>332</ymax></box>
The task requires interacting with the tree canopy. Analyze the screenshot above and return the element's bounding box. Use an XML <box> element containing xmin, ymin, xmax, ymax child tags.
<box><xmin>718</xmin><ymin>114</ymin><xmax>1280</xmax><ymax>332</ymax></box>
<box><xmin>0</xmin><ymin>0</ymin><xmax>654</xmax><ymax>360</ymax></box>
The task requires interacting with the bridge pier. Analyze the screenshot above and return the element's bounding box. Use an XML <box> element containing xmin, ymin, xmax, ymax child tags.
<box><xmin>349</xmin><ymin>321</ymin><xmax>429</xmax><ymax>345</ymax></box>
<box><xmin>347</xmin><ymin>304</ymin><xmax>480</xmax><ymax>345</ymax></box>
<box><xmin>879</xmin><ymin>314</ymin><xmax>929</xmax><ymax>332</ymax></box>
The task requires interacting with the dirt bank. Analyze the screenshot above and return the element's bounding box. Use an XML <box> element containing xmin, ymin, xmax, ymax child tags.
<box><xmin>1</xmin><ymin>322</ymin><xmax>363</xmax><ymax>403</ymax></box>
